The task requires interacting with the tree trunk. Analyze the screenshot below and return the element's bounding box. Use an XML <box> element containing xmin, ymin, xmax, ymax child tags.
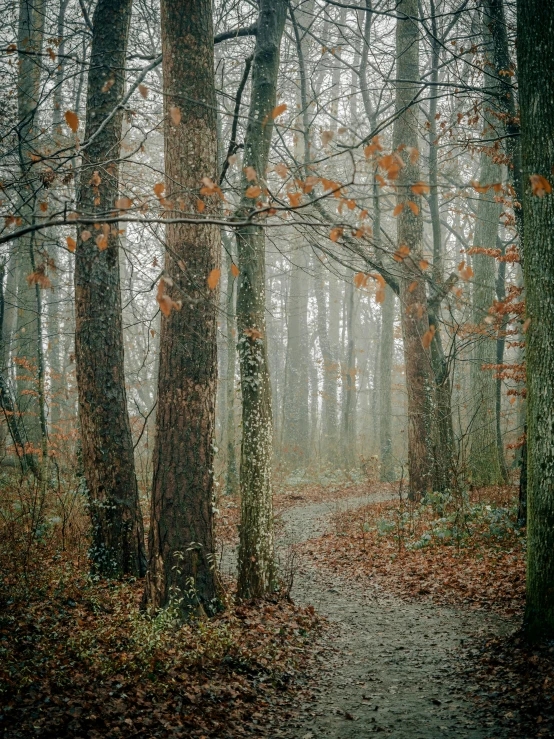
<box><xmin>342</xmin><ymin>277</ymin><xmax>356</xmax><ymax>468</ymax></box>
<box><xmin>14</xmin><ymin>0</ymin><xmax>46</xmax><ymax>456</ymax></box>
<box><xmin>283</xmin><ymin>245</ymin><xmax>310</xmax><ymax>469</ymax></box>
<box><xmin>144</xmin><ymin>0</ymin><xmax>221</xmax><ymax>615</ymax></box>
<box><xmin>75</xmin><ymin>0</ymin><xmax>146</xmax><ymax>578</ymax></box>
<box><xmin>235</xmin><ymin>0</ymin><xmax>287</xmax><ymax>599</ymax></box>
<box><xmin>468</xmin><ymin>145</ymin><xmax>504</xmax><ymax>484</ymax></box>
<box><xmin>517</xmin><ymin>0</ymin><xmax>554</xmax><ymax>640</ymax></box>
<box><xmin>379</xmin><ymin>285</ymin><xmax>395</xmax><ymax>481</ymax></box>
<box><xmin>224</xmin><ymin>235</ymin><xmax>239</xmax><ymax>497</ymax></box>
<box><xmin>393</xmin><ymin>0</ymin><xmax>436</xmax><ymax>496</ymax></box>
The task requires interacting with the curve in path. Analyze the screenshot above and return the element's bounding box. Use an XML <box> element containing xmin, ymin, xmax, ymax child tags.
<box><xmin>273</xmin><ymin>491</ymin><xmax>512</xmax><ymax>738</ymax></box>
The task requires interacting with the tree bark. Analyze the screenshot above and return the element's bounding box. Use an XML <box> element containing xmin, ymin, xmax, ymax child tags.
<box><xmin>379</xmin><ymin>285</ymin><xmax>395</xmax><ymax>481</ymax></box>
<box><xmin>235</xmin><ymin>0</ymin><xmax>287</xmax><ymax>599</ymax></box>
<box><xmin>393</xmin><ymin>0</ymin><xmax>436</xmax><ymax>496</ymax></box>
<box><xmin>517</xmin><ymin>0</ymin><xmax>554</xmax><ymax>640</ymax></box>
<box><xmin>144</xmin><ymin>0</ymin><xmax>221</xmax><ymax>615</ymax></box>
<box><xmin>14</xmin><ymin>0</ymin><xmax>46</xmax><ymax>456</ymax></box>
<box><xmin>75</xmin><ymin>0</ymin><xmax>146</xmax><ymax>578</ymax></box>
<box><xmin>283</xmin><ymin>246</ymin><xmax>310</xmax><ymax>469</ymax></box>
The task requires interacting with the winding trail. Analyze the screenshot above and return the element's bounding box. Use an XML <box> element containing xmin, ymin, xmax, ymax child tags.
<box><xmin>270</xmin><ymin>491</ymin><xmax>513</xmax><ymax>738</ymax></box>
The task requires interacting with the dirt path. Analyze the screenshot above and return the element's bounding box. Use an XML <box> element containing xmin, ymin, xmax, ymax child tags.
<box><xmin>269</xmin><ymin>491</ymin><xmax>514</xmax><ymax>738</ymax></box>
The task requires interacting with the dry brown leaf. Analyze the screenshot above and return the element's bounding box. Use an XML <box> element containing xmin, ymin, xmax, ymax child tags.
<box><xmin>393</xmin><ymin>203</ymin><xmax>404</xmax><ymax>217</ymax></box>
<box><xmin>231</xmin><ymin>263</ymin><xmax>240</xmax><ymax>278</ymax></box>
<box><xmin>66</xmin><ymin>236</ymin><xmax>76</xmax><ymax>253</ymax></box>
<box><xmin>530</xmin><ymin>174</ymin><xmax>552</xmax><ymax>197</ymax></box>
<box><xmin>138</xmin><ymin>84</ymin><xmax>148</xmax><ymax>99</ymax></box>
<box><xmin>207</xmin><ymin>268</ymin><xmax>221</xmax><ymax>289</ymax></box>
<box><xmin>169</xmin><ymin>106</ymin><xmax>181</xmax><ymax>125</ymax></box>
<box><xmin>272</xmin><ymin>103</ymin><xmax>287</xmax><ymax>119</ymax></box>
<box><xmin>245</xmin><ymin>185</ymin><xmax>262</xmax><ymax>198</ymax></box>
<box><xmin>64</xmin><ymin>110</ymin><xmax>79</xmax><ymax>133</ymax></box>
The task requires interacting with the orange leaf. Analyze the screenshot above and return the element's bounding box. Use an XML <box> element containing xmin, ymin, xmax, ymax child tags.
<box><xmin>530</xmin><ymin>174</ymin><xmax>552</xmax><ymax>197</ymax></box>
<box><xmin>422</xmin><ymin>325</ymin><xmax>436</xmax><ymax>348</ymax></box>
<box><xmin>393</xmin><ymin>203</ymin><xmax>404</xmax><ymax>217</ymax></box>
<box><xmin>408</xmin><ymin>280</ymin><xmax>418</xmax><ymax>292</ymax></box>
<box><xmin>245</xmin><ymin>185</ymin><xmax>261</xmax><ymax>198</ymax></box>
<box><xmin>244</xmin><ymin>166</ymin><xmax>257</xmax><ymax>181</ymax></box>
<box><xmin>419</xmin><ymin>259</ymin><xmax>429</xmax><ymax>270</ymax></box>
<box><xmin>329</xmin><ymin>227</ymin><xmax>343</xmax><ymax>242</ymax></box>
<box><xmin>274</xmin><ymin>163</ymin><xmax>288</xmax><ymax>178</ymax></box>
<box><xmin>231</xmin><ymin>263</ymin><xmax>240</xmax><ymax>278</ymax></box>
<box><xmin>471</xmin><ymin>180</ymin><xmax>490</xmax><ymax>194</ymax></box>
<box><xmin>66</xmin><ymin>236</ymin><xmax>76</xmax><ymax>253</ymax></box>
<box><xmin>138</xmin><ymin>84</ymin><xmax>148</xmax><ymax>99</ymax></box>
<box><xmin>64</xmin><ymin>110</ymin><xmax>79</xmax><ymax>133</ymax></box>
<box><xmin>96</xmin><ymin>234</ymin><xmax>108</xmax><ymax>251</ymax></box>
<box><xmin>39</xmin><ymin>201</ymin><xmax>48</xmax><ymax>212</ymax></box>
<box><xmin>47</xmin><ymin>47</ymin><xmax>56</xmax><ymax>62</ymax></box>
<box><xmin>153</xmin><ymin>182</ymin><xmax>165</xmax><ymax>197</ymax></box>
<box><xmin>169</xmin><ymin>106</ymin><xmax>181</xmax><ymax>125</ymax></box>
<box><xmin>272</xmin><ymin>103</ymin><xmax>287</xmax><ymax>119</ymax></box>
<box><xmin>353</xmin><ymin>272</ymin><xmax>366</xmax><ymax>288</ymax></box>
<box><xmin>196</xmin><ymin>199</ymin><xmax>205</xmax><ymax>213</ymax></box>
<box><xmin>375</xmin><ymin>288</ymin><xmax>385</xmax><ymax>304</ymax></box>
<box><xmin>207</xmin><ymin>268</ymin><xmax>221</xmax><ymax>290</ymax></box>
<box><xmin>287</xmin><ymin>191</ymin><xmax>302</xmax><ymax>207</ymax></box>
<box><xmin>407</xmin><ymin>200</ymin><xmax>419</xmax><ymax>216</ymax></box>
<box><xmin>115</xmin><ymin>196</ymin><xmax>132</xmax><ymax>210</ymax></box>
<box><xmin>411</xmin><ymin>181</ymin><xmax>430</xmax><ymax>195</ymax></box>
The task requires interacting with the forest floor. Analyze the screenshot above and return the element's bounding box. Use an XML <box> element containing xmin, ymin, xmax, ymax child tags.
<box><xmin>2</xmin><ymin>481</ymin><xmax>553</xmax><ymax>737</ymax></box>
<box><xmin>230</xmin><ymin>484</ymin><xmax>551</xmax><ymax>739</ymax></box>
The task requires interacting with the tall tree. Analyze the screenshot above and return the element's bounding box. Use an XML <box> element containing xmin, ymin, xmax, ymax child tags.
<box><xmin>379</xmin><ymin>285</ymin><xmax>395</xmax><ymax>481</ymax></box>
<box><xmin>468</xmin><ymin>14</ymin><xmax>504</xmax><ymax>486</ymax></box>
<box><xmin>144</xmin><ymin>0</ymin><xmax>221</xmax><ymax>615</ymax></box>
<box><xmin>14</xmin><ymin>0</ymin><xmax>46</xmax><ymax>458</ymax></box>
<box><xmin>393</xmin><ymin>0</ymin><xmax>436</xmax><ymax>496</ymax></box>
<box><xmin>517</xmin><ymin>0</ymin><xmax>554</xmax><ymax>640</ymax></box>
<box><xmin>283</xmin><ymin>245</ymin><xmax>310</xmax><ymax>469</ymax></box>
<box><xmin>75</xmin><ymin>0</ymin><xmax>146</xmax><ymax>578</ymax></box>
<box><xmin>235</xmin><ymin>0</ymin><xmax>287</xmax><ymax>599</ymax></box>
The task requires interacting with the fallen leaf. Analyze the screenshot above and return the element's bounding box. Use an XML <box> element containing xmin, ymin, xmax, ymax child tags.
<box><xmin>245</xmin><ymin>185</ymin><xmax>262</xmax><ymax>198</ymax></box>
<box><xmin>66</xmin><ymin>236</ymin><xmax>76</xmax><ymax>252</ymax></box>
<box><xmin>231</xmin><ymin>263</ymin><xmax>240</xmax><ymax>278</ymax></box>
